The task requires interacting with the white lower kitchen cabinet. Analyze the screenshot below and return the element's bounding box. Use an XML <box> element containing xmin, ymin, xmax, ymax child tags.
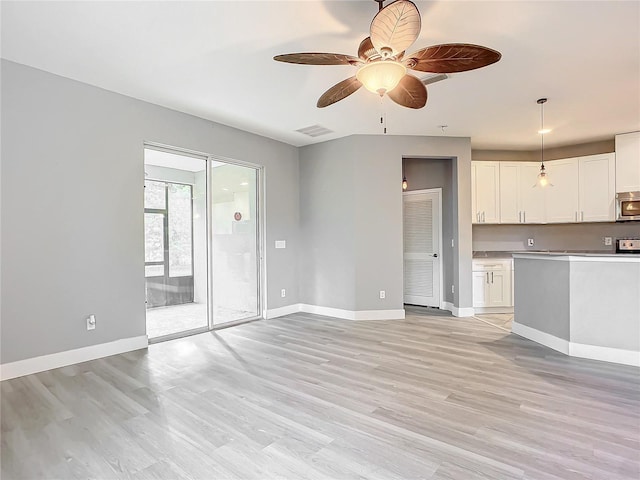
<box><xmin>472</xmin><ymin>259</ymin><xmax>513</xmax><ymax>313</ymax></box>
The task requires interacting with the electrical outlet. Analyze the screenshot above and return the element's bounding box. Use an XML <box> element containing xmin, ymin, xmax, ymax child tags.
<box><xmin>451</xmin><ymin>285</ymin><xmax>455</xmax><ymax>294</ymax></box>
<box><xmin>281</xmin><ymin>289</ymin><xmax>286</xmax><ymax>298</ymax></box>
<box><xmin>379</xmin><ymin>290</ymin><xmax>386</xmax><ymax>299</ymax></box>
<box><xmin>86</xmin><ymin>314</ymin><xmax>96</xmax><ymax>331</ymax></box>
<box><xmin>451</xmin><ymin>239</ymin><xmax>455</xmax><ymax>248</ymax></box>
<box><xmin>527</xmin><ymin>238</ymin><xmax>535</xmax><ymax>247</ymax></box>
<box><xmin>604</xmin><ymin>237</ymin><xmax>612</xmax><ymax>246</ymax></box>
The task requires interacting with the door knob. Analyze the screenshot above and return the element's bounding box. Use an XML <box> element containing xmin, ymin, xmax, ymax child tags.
<box><xmin>432</xmin><ymin>253</ymin><xmax>438</xmax><ymax>258</ymax></box>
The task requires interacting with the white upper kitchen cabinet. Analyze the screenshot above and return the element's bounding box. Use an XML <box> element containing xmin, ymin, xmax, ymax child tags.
<box><xmin>498</xmin><ymin>162</ymin><xmax>545</xmax><ymax>224</ymax></box>
<box><xmin>545</xmin><ymin>159</ymin><xmax>579</xmax><ymax>223</ymax></box>
<box><xmin>579</xmin><ymin>153</ymin><xmax>616</xmax><ymax>222</ymax></box>
<box><xmin>615</xmin><ymin>132</ymin><xmax>640</xmax><ymax>192</ymax></box>
<box><xmin>472</xmin><ymin>162</ymin><xmax>500</xmax><ymax>224</ymax></box>
<box><xmin>518</xmin><ymin>163</ymin><xmax>546</xmax><ymax>223</ymax></box>
<box><xmin>498</xmin><ymin>163</ymin><xmax>520</xmax><ymax>223</ymax></box>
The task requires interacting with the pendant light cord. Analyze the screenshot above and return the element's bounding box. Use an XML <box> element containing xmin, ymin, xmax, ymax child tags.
<box><xmin>537</xmin><ymin>97</ymin><xmax>547</xmax><ymax>169</ymax></box>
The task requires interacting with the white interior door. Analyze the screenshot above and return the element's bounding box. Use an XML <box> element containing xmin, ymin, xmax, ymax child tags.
<box><xmin>403</xmin><ymin>189</ymin><xmax>442</xmax><ymax>307</ymax></box>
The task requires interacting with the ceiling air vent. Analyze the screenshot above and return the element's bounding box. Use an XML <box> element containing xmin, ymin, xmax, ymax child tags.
<box><xmin>296</xmin><ymin>125</ymin><xmax>334</xmax><ymax>138</ymax></box>
<box><xmin>421</xmin><ymin>73</ymin><xmax>449</xmax><ymax>86</ymax></box>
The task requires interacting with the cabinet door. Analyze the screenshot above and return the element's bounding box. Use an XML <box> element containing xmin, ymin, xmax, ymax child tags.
<box><xmin>545</xmin><ymin>159</ymin><xmax>579</xmax><ymax>223</ymax></box>
<box><xmin>473</xmin><ymin>162</ymin><xmax>500</xmax><ymax>223</ymax></box>
<box><xmin>579</xmin><ymin>153</ymin><xmax>615</xmax><ymax>222</ymax></box>
<box><xmin>615</xmin><ymin>132</ymin><xmax>640</xmax><ymax>193</ymax></box>
<box><xmin>499</xmin><ymin>163</ymin><xmax>521</xmax><ymax>223</ymax></box>
<box><xmin>472</xmin><ymin>271</ymin><xmax>489</xmax><ymax>307</ymax></box>
<box><xmin>519</xmin><ymin>163</ymin><xmax>546</xmax><ymax>223</ymax></box>
<box><xmin>487</xmin><ymin>270</ymin><xmax>511</xmax><ymax>307</ymax></box>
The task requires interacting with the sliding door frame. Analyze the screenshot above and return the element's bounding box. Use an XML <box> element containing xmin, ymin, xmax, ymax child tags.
<box><xmin>144</xmin><ymin>141</ymin><xmax>266</xmax><ymax>339</ymax></box>
<box><xmin>208</xmin><ymin>154</ymin><xmax>265</xmax><ymax>328</ymax></box>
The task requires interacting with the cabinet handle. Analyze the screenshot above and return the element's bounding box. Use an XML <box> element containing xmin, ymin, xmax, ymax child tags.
<box><xmin>518</xmin><ymin>211</ymin><xmax>522</xmax><ymax>223</ymax></box>
<box><xmin>581</xmin><ymin>211</ymin><xmax>584</xmax><ymax>222</ymax></box>
<box><xmin>486</xmin><ymin>272</ymin><xmax>489</xmax><ymax>283</ymax></box>
<box><xmin>491</xmin><ymin>272</ymin><xmax>494</xmax><ymax>283</ymax></box>
<box><xmin>575</xmin><ymin>211</ymin><xmax>577</xmax><ymax>222</ymax></box>
<box><xmin>523</xmin><ymin>211</ymin><xmax>526</xmax><ymax>223</ymax></box>
<box><xmin>482</xmin><ymin>211</ymin><xmax>486</xmax><ymax>223</ymax></box>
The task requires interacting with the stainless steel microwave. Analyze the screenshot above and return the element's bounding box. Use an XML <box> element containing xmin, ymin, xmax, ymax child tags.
<box><xmin>616</xmin><ymin>191</ymin><xmax>640</xmax><ymax>221</ymax></box>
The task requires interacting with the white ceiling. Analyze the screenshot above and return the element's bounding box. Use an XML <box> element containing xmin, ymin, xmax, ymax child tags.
<box><xmin>2</xmin><ymin>1</ymin><xmax>639</xmax><ymax>150</ymax></box>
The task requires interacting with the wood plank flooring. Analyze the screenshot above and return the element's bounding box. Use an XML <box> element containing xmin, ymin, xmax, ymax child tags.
<box><xmin>2</xmin><ymin>311</ymin><xmax>639</xmax><ymax>479</ymax></box>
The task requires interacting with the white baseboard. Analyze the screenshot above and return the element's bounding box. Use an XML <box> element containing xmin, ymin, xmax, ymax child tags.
<box><xmin>473</xmin><ymin>306</ymin><xmax>514</xmax><ymax>315</ymax></box>
<box><xmin>512</xmin><ymin>322</ymin><xmax>570</xmax><ymax>354</ymax></box>
<box><xmin>443</xmin><ymin>302</ymin><xmax>475</xmax><ymax>318</ymax></box>
<box><xmin>299</xmin><ymin>304</ymin><xmax>405</xmax><ymax>321</ymax></box>
<box><xmin>265</xmin><ymin>304</ymin><xmax>302</xmax><ymax>319</ymax></box>
<box><xmin>0</xmin><ymin>335</ymin><xmax>149</xmax><ymax>381</ymax></box>
<box><xmin>513</xmin><ymin>322</ymin><xmax>639</xmax><ymax>366</ymax></box>
<box><xmin>570</xmin><ymin>342</ymin><xmax>640</xmax><ymax>367</ymax></box>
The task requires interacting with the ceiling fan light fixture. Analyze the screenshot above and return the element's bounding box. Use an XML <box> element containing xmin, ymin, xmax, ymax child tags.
<box><xmin>356</xmin><ymin>60</ymin><xmax>407</xmax><ymax>96</ymax></box>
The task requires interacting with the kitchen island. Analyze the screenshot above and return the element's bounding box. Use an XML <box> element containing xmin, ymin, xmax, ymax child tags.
<box><xmin>512</xmin><ymin>252</ymin><xmax>640</xmax><ymax>366</ymax></box>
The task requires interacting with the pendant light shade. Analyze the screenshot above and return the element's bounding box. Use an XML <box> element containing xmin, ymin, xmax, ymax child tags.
<box><xmin>534</xmin><ymin>98</ymin><xmax>553</xmax><ymax>188</ymax></box>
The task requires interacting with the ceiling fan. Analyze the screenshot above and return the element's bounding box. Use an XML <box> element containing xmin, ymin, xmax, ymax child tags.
<box><xmin>274</xmin><ymin>0</ymin><xmax>501</xmax><ymax>109</ymax></box>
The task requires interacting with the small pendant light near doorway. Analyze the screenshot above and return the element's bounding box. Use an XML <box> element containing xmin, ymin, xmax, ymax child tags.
<box><xmin>402</xmin><ymin>160</ymin><xmax>408</xmax><ymax>191</ymax></box>
<box><xmin>534</xmin><ymin>98</ymin><xmax>553</xmax><ymax>188</ymax></box>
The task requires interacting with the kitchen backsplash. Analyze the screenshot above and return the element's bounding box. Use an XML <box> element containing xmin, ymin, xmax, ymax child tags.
<box><xmin>473</xmin><ymin>222</ymin><xmax>640</xmax><ymax>252</ymax></box>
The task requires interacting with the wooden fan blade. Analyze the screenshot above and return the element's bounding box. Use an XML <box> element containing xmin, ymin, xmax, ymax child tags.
<box><xmin>370</xmin><ymin>0</ymin><xmax>421</xmax><ymax>57</ymax></box>
<box><xmin>387</xmin><ymin>74</ymin><xmax>427</xmax><ymax>109</ymax></box>
<box><xmin>406</xmin><ymin>43</ymin><xmax>501</xmax><ymax>73</ymax></box>
<box><xmin>358</xmin><ymin>37</ymin><xmax>376</xmax><ymax>61</ymax></box>
<box><xmin>274</xmin><ymin>53</ymin><xmax>361</xmax><ymax>66</ymax></box>
<box><xmin>317</xmin><ymin>76</ymin><xmax>362</xmax><ymax>108</ymax></box>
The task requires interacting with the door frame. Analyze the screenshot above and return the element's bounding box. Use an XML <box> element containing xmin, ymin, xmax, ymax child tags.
<box><xmin>207</xmin><ymin>153</ymin><xmax>265</xmax><ymax>328</ymax></box>
<box><xmin>402</xmin><ymin>187</ymin><xmax>444</xmax><ymax>309</ymax></box>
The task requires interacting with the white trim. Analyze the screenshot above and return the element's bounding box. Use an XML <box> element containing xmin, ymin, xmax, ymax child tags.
<box><xmin>265</xmin><ymin>304</ymin><xmax>302</xmax><ymax>319</ymax></box>
<box><xmin>570</xmin><ymin>342</ymin><xmax>640</xmax><ymax>367</ymax></box>
<box><xmin>512</xmin><ymin>322</ymin><xmax>570</xmax><ymax>355</ymax></box>
<box><xmin>299</xmin><ymin>304</ymin><xmax>405</xmax><ymax>321</ymax></box>
<box><xmin>443</xmin><ymin>302</ymin><xmax>475</xmax><ymax>317</ymax></box>
<box><xmin>0</xmin><ymin>336</ymin><xmax>149</xmax><ymax>381</ymax></box>
<box><xmin>473</xmin><ymin>306</ymin><xmax>514</xmax><ymax>315</ymax></box>
<box><xmin>512</xmin><ymin>322</ymin><xmax>639</xmax><ymax>367</ymax></box>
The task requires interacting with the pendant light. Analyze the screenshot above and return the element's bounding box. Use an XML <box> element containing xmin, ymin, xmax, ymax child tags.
<box><xmin>402</xmin><ymin>161</ymin><xmax>408</xmax><ymax>191</ymax></box>
<box><xmin>534</xmin><ymin>98</ymin><xmax>552</xmax><ymax>188</ymax></box>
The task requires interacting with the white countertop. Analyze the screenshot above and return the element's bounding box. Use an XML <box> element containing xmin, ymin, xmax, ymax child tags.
<box><xmin>513</xmin><ymin>251</ymin><xmax>640</xmax><ymax>262</ymax></box>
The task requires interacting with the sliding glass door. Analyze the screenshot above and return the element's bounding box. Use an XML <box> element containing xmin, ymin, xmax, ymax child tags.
<box><xmin>144</xmin><ymin>149</ymin><xmax>208</xmax><ymax>340</ymax></box>
<box><xmin>144</xmin><ymin>146</ymin><xmax>262</xmax><ymax>341</ymax></box>
<box><xmin>210</xmin><ymin>162</ymin><xmax>261</xmax><ymax>325</ymax></box>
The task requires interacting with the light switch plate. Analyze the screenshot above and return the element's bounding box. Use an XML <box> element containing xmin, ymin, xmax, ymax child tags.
<box><xmin>275</xmin><ymin>240</ymin><xmax>286</xmax><ymax>249</ymax></box>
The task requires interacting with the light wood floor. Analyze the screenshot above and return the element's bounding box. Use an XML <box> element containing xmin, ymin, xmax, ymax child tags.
<box><xmin>2</xmin><ymin>312</ymin><xmax>639</xmax><ymax>479</ymax></box>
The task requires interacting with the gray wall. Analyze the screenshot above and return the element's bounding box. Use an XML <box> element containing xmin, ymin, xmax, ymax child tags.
<box><xmin>403</xmin><ymin>158</ymin><xmax>455</xmax><ymax>304</ymax></box>
<box><xmin>514</xmin><ymin>257</ymin><xmax>571</xmax><ymax>340</ymax></box>
<box><xmin>299</xmin><ymin>134</ymin><xmax>472</xmax><ymax>312</ymax></box>
<box><xmin>1</xmin><ymin>60</ymin><xmax>299</xmax><ymax>364</ymax></box>
<box><xmin>472</xmin><ymin>139</ymin><xmax>615</xmax><ymax>162</ymax></box>
<box><xmin>473</xmin><ymin>222</ymin><xmax>640</xmax><ymax>252</ymax></box>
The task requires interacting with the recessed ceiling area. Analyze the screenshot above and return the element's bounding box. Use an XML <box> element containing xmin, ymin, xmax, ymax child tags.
<box><xmin>1</xmin><ymin>1</ymin><xmax>638</xmax><ymax>150</ymax></box>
